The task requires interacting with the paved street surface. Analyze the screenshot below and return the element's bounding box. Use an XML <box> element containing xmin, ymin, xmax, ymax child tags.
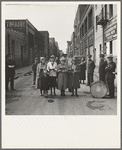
<box><xmin>6</xmin><ymin>68</ymin><xmax>117</xmax><ymax>115</ymax></box>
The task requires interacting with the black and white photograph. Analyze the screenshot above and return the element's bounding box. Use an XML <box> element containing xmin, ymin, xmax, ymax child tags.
<box><xmin>2</xmin><ymin>1</ymin><xmax>121</xmax><ymax>148</ymax></box>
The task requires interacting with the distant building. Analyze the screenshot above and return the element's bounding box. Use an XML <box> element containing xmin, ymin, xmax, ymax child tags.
<box><xmin>49</xmin><ymin>38</ymin><xmax>58</xmax><ymax>57</ymax></box>
<box><xmin>40</xmin><ymin>31</ymin><xmax>49</xmax><ymax>59</ymax></box>
<box><xmin>5</xmin><ymin>19</ymin><xmax>44</xmax><ymax>68</ymax></box>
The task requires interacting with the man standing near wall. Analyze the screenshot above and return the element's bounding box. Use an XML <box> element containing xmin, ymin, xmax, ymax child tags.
<box><xmin>99</xmin><ymin>54</ymin><xmax>107</xmax><ymax>82</ymax></box>
<box><xmin>86</xmin><ymin>55</ymin><xmax>95</xmax><ymax>86</ymax></box>
<box><xmin>105</xmin><ymin>54</ymin><xmax>116</xmax><ymax>98</ymax></box>
<box><xmin>6</xmin><ymin>54</ymin><xmax>16</xmax><ymax>91</ymax></box>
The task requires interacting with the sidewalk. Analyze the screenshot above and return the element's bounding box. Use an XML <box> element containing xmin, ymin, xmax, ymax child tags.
<box><xmin>15</xmin><ymin>65</ymin><xmax>32</xmax><ymax>79</ymax></box>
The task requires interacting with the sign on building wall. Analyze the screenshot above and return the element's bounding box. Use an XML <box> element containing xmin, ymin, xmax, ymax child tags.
<box><xmin>6</xmin><ymin>20</ymin><xmax>26</xmax><ymax>34</ymax></box>
<box><xmin>104</xmin><ymin>24</ymin><xmax>117</xmax><ymax>42</ymax></box>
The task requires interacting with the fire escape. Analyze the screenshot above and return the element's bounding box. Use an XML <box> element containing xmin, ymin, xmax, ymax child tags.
<box><xmin>96</xmin><ymin>8</ymin><xmax>109</xmax><ymax>54</ymax></box>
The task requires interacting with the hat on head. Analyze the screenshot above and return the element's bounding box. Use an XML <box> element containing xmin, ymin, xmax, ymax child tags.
<box><xmin>50</xmin><ymin>55</ymin><xmax>55</xmax><ymax>58</ymax></box>
<box><xmin>40</xmin><ymin>57</ymin><xmax>45</xmax><ymax>61</ymax></box>
<box><xmin>87</xmin><ymin>54</ymin><xmax>92</xmax><ymax>58</ymax></box>
<box><xmin>35</xmin><ymin>57</ymin><xmax>38</xmax><ymax>60</ymax></box>
<box><xmin>107</xmin><ymin>54</ymin><xmax>113</xmax><ymax>58</ymax></box>
<box><xmin>60</xmin><ymin>56</ymin><xmax>65</xmax><ymax>61</ymax></box>
<box><xmin>99</xmin><ymin>54</ymin><xmax>105</xmax><ymax>58</ymax></box>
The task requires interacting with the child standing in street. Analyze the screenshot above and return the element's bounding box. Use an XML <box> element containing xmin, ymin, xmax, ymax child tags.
<box><xmin>68</xmin><ymin>58</ymin><xmax>80</xmax><ymax>96</ymax></box>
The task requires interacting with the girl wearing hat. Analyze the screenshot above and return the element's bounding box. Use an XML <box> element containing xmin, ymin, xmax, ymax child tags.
<box><xmin>37</xmin><ymin>57</ymin><xmax>49</xmax><ymax>97</ymax></box>
<box><xmin>57</xmin><ymin>57</ymin><xmax>68</xmax><ymax>96</ymax></box>
<box><xmin>79</xmin><ymin>56</ymin><xmax>86</xmax><ymax>84</ymax></box>
<box><xmin>68</xmin><ymin>58</ymin><xmax>80</xmax><ymax>96</ymax></box>
<box><xmin>47</xmin><ymin>55</ymin><xmax>57</xmax><ymax>96</ymax></box>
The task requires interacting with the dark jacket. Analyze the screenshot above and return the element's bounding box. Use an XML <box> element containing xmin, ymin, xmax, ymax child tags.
<box><xmin>105</xmin><ymin>61</ymin><xmax>116</xmax><ymax>79</ymax></box>
<box><xmin>87</xmin><ymin>60</ymin><xmax>95</xmax><ymax>73</ymax></box>
<box><xmin>6</xmin><ymin>59</ymin><xmax>16</xmax><ymax>75</ymax></box>
<box><xmin>32</xmin><ymin>63</ymin><xmax>38</xmax><ymax>74</ymax></box>
<box><xmin>99</xmin><ymin>60</ymin><xmax>107</xmax><ymax>74</ymax></box>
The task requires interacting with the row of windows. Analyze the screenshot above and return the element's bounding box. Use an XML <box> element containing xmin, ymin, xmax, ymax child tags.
<box><xmin>96</xmin><ymin>4</ymin><xmax>114</xmax><ymax>31</ymax></box>
<box><xmin>80</xmin><ymin>8</ymin><xmax>93</xmax><ymax>39</ymax></box>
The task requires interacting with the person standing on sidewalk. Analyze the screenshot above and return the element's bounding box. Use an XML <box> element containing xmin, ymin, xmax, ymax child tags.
<box><xmin>32</xmin><ymin>57</ymin><xmax>38</xmax><ymax>85</ymax></box>
<box><xmin>57</xmin><ymin>57</ymin><xmax>68</xmax><ymax>96</ymax></box>
<box><xmin>105</xmin><ymin>54</ymin><xmax>116</xmax><ymax>98</ymax></box>
<box><xmin>47</xmin><ymin>55</ymin><xmax>57</xmax><ymax>96</ymax></box>
<box><xmin>99</xmin><ymin>54</ymin><xmax>107</xmax><ymax>82</ymax></box>
<box><xmin>6</xmin><ymin>54</ymin><xmax>16</xmax><ymax>91</ymax></box>
<box><xmin>68</xmin><ymin>58</ymin><xmax>80</xmax><ymax>96</ymax></box>
<box><xmin>79</xmin><ymin>56</ymin><xmax>86</xmax><ymax>84</ymax></box>
<box><xmin>37</xmin><ymin>57</ymin><xmax>48</xmax><ymax>96</ymax></box>
<box><xmin>86</xmin><ymin>55</ymin><xmax>95</xmax><ymax>86</ymax></box>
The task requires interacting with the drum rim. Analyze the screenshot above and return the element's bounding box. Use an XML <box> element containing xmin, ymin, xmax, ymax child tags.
<box><xmin>90</xmin><ymin>80</ymin><xmax>108</xmax><ymax>98</ymax></box>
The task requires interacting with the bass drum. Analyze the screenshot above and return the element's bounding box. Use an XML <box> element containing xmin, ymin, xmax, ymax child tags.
<box><xmin>90</xmin><ymin>80</ymin><xmax>108</xmax><ymax>98</ymax></box>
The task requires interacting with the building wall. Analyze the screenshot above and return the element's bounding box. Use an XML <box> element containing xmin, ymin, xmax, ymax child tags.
<box><xmin>6</xmin><ymin>19</ymin><xmax>45</xmax><ymax>67</ymax></box>
<box><xmin>94</xmin><ymin>4</ymin><xmax>117</xmax><ymax>67</ymax></box>
<box><xmin>40</xmin><ymin>31</ymin><xmax>49</xmax><ymax>59</ymax></box>
<box><xmin>49</xmin><ymin>38</ymin><xmax>58</xmax><ymax>57</ymax></box>
<box><xmin>94</xmin><ymin>4</ymin><xmax>103</xmax><ymax>67</ymax></box>
<box><xmin>79</xmin><ymin>5</ymin><xmax>95</xmax><ymax>61</ymax></box>
<box><xmin>6</xmin><ymin>28</ymin><xmax>27</xmax><ymax>68</ymax></box>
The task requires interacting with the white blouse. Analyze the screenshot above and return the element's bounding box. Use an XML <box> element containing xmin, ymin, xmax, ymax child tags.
<box><xmin>47</xmin><ymin>61</ymin><xmax>57</xmax><ymax>77</ymax></box>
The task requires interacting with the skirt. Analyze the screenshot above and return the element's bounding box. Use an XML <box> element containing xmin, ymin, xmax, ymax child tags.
<box><xmin>39</xmin><ymin>75</ymin><xmax>49</xmax><ymax>90</ymax></box>
<box><xmin>68</xmin><ymin>72</ymin><xmax>80</xmax><ymax>89</ymax></box>
<box><xmin>49</xmin><ymin>76</ymin><xmax>57</xmax><ymax>88</ymax></box>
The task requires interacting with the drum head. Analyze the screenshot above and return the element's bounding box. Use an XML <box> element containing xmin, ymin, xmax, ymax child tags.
<box><xmin>90</xmin><ymin>80</ymin><xmax>108</xmax><ymax>98</ymax></box>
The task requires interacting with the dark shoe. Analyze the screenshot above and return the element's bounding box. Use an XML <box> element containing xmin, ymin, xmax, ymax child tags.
<box><xmin>54</xmin><ymin>93</ymin><xmax>57</xmax><ymax>96</ymax></box>
<box><xmin>76</xmin><ymin>94</ymin><xmax>79</xmax><ymax>97</ymax></box>
<box><xmin>71</xmin><ymin>94</ymin><xmax>74</xmax><ymax>96</ymax></box>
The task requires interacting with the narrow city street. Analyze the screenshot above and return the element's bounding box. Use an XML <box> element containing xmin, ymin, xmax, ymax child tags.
<box><xmin>6</xmin><ymin>68</ymin><xmax>117</xmax><ymax>115</ymax></box>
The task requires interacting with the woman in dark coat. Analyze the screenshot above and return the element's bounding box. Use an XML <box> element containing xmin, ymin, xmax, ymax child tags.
<box><xmin>79</xmin><ymin>56</ymin><xmax>86</xmax><ymax>84</ymax></box>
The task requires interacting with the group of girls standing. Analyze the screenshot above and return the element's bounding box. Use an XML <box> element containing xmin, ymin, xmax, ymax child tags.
<box><xmin>36</xmin><ymin>55</ymin><xmax>86</xmax><ymax>98</ymax></box>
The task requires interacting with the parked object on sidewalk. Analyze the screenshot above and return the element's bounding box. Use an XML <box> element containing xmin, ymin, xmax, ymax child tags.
<box><xmin>90</xmin><ymin>80</ymin><xmax>108</xmax><ymax>98</ymax></box>
<box><xmin>86</xmin><ymin>55</ymin><xmax>95</xmax><ymax>86</ymax></box>
<box><xmin>32</xmin><ymin>57</ymin><xmax>38</xmax><ymax>85</ymax></box>
<box><xmin>99</xmin><ymin>54</ymin><xmax>107</xmax><ymax>83</ymax></box>
<box><xmin>57</xmin><ymin>56</ymin><xmax>68</xmax><ymax>96</ymax></box>
<box><xmin>68</xmin><ymin>58</ymin><xmax>80</xmax><ymax>96</ymax></box>
<box><xmin>105</xmin><ymin>54</ymin><xmax>116</xmax><ymax>98</ymax></box>
<box><xmin>6</xmin><ymin>54</ymin><xmax>16</xmax><ymax>91</ymax></box>
<box><xmin>78</xmin><ymin>56</ymin><xmax>86</xmax><ymax>84</ymax></box>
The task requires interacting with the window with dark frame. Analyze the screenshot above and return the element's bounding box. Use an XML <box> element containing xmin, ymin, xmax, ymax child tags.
<box><xmin>88</xmin><ymin>9</ymin><xmax>93</xmax><ymax>29</ymax></box>
<box><xmin>110</xmin><ymin>41</ymin><xmax>113</xmax><ymax>54</ymax></box>
<box><xmin>100</xmin><ymin>44</ymin><xmax>101</xmax><ymax>54</ymax></box>
<box><xmin>96</xmin><ymin>16</ymin><xmax>98</xmax><ymax>31</ymax></box>
<box><xmin>8</xmin><ymin>34</ymin><xmax>10</xmax><ymax>54</ymax></box>
<box><xmin>84</xmin><ymin>18</ymin><xmax>87</xmax><ymax>34</ymax></box>
<box><xmin>105</xmin><ymin>4</ymin><xmax>107</xmax><ymax>20</ymax></box>
<box><xmin>109</xmin><ymin>4</ymin><xmax>113</xmax><ymax>19</ymax></box>
<box><xmin>82</xmin><ymin>24</ymin><xmax>84</xmax><ymax>37</ymax></box>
